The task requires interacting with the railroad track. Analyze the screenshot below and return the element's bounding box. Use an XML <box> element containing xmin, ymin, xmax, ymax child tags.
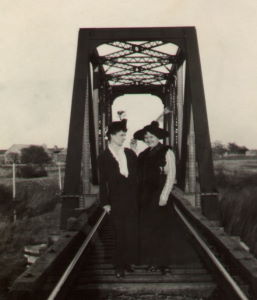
<box><xmin>62</xmin><ymin>218</ymin><xmax>215</xmax><ymax>300</ymax></box>
<box><xmin>10</xmin><ymin>190</ymin><xmax>257</xmax><ymax>300</ymax></box>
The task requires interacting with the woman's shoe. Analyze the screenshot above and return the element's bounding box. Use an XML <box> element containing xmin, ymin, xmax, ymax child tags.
<box><xmin>147</xmin><ymin>265</ymin><xmax>158</xmax><ymax>272</ymax></box>
<box><xmin>115</xmin><ymin>268</ymin><xmax>125</xmax><ymax>278</ymax></box>
<box><xmin>159</xmin><ymin>266</ymin><xmax>171</xmax><ymax>275</ymax></box>
<box><xmin>125</xmin><ymin>265</ymin><xmax>135</xmax><ymax>273</ymax></box>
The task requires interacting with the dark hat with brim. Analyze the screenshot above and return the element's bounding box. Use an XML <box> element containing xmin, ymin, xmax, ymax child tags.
<box><xmin>133</xmin><ymin>121</ymin><xmax>169</xmax><ymax>141</ymax></box>
<box><xmin>106</xmin><ymin>119</ymin><xmax>127</xmax><ymax>136</ymax></box>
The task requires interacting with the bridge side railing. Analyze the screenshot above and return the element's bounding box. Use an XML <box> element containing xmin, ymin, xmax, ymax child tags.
<box><xmin>9</xmin><ymin>204</ymin><xmax>105</xmax><ymax>300</ymax></box>
<box><xmin>172</xmin><ymin>187</ymin><xmax>257</xmax><ymax>299</ymax></box>
<box><xmin>46</xmin><ymin>210</ymin><xmax>107</xmax><ymax>300</ymax></box>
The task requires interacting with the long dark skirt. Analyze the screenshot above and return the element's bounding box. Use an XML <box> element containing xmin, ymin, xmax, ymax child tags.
<box><xmin>139</xmin><ymin>188</ymin><xmax>174</xmax><ymax>266</ymax></box>
<box><xmin>109</xmin><ymin>198</ymin><xmax>139</xmax><ymax>268</ymax></box>
<box><xmin>139</xmin><ymin>193</ymin><xmax>202</xmax><ymax>266</ymax></box>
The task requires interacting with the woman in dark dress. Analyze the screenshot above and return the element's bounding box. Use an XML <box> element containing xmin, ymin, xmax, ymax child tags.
<box><xmin>98</xmin><ymin>119</ymin><xmax>139</xmax><ymax>278</ymax></box>
<box><xmin>133</xmin><ymin>121</ymin><xmax>176</xmax><ymax>274</ymax></box>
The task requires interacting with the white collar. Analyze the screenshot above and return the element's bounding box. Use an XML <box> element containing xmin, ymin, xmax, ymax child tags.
<box><xmin>108</xmin><ymin>143</ymin><xmax>129</xmax><ymax>178</ymax></box>
<box><xmin>108</xmin><ymin>142</ymin><xmax>124</xmax><ymax>153</ymax></box>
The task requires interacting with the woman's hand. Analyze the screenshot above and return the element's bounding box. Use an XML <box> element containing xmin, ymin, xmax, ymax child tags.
<box><xmin>103</xmin><ymin>205</ymin><xmax>111</xmax><ymax>214</ymax></box>
<box><xmin>159</xmin><ymin>194</ymin><xmax>168</xmax><ymax>206</ymax></box>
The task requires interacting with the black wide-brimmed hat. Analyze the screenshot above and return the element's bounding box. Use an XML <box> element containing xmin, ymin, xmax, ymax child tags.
<box><xmin>106</xmin><ymin>119</ymin><xmax>127</xmax><ymax>136</ymax></box>
<box><xmin>133</xmin><ymin>121</ymin><xmax>169</xmax><ymax>141</ymax></box>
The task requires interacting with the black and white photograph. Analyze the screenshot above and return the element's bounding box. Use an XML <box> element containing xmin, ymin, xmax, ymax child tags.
<box><xmin>0</xmin><ymin>1</ymin><xmax>257</xmax><ymax>299</ymax></box>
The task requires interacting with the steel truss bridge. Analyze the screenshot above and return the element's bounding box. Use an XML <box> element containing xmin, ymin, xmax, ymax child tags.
<box><xmin>9</xmin><ymin>27</ymin><xmax>257</xmax><ymax>300</ymax></box>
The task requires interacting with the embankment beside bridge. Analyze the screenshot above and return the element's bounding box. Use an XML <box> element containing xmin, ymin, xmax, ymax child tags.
<box><xmin>0</xmin><ymin>178</ymin><xmax>60</xmax><ymax>300</ymax></box>
<box><xmin>215</xmin><ymin>168</ymin><xmax>257</xmax><ymax>257</ymax></box>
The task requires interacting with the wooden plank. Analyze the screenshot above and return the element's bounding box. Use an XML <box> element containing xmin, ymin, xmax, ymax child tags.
<box><xmin>80</xmin><ymin>268</ymin><xmax>209</xmax><ymax>276</ymax></box>
<box><xmin>72</xmin><ymin>282</ymin><xmax>216</xmax><ymax>295</ymax></box>
<box><xmin>76</xmin><ymin>271</ymin><xmax>212</xmax><ymax>282</ymax></box>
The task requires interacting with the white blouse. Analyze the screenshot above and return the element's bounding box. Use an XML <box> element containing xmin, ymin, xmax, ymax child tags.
<box><xmin>159</xmin><ymin>149</ymin><xmax>176</xmax><ymax>205</ymax></box>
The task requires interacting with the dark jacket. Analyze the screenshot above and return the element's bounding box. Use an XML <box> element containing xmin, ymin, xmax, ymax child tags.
<box><xmin>138</xmin><ymin>143</ymin><xmax>174</xmax><ymax>265</ymax></box>
<box><xmin>97</xmin><ymin>146</ymin><xmax>139</xmax><ymax>266</ymax></box>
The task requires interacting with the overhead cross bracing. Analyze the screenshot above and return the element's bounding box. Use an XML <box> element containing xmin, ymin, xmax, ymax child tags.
<box><xmin>96</xmin><ymin>41</ymin><xmax>183</xmax><ymax>88</ymax></box>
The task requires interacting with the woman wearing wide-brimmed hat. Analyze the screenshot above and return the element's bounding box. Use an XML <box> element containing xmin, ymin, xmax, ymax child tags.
<box><xmin>98</xmin><ymin>119</ymin><xmax>139</xmax><ymax>278</ymax></box>
<box><xmin>133</xmin><ymin>121</ymin><xmax>176</xmax><ymax>274</ymax></box>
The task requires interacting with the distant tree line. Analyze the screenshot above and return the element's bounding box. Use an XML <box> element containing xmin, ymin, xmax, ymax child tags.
<box><xmin>212</xmin><ymin>141</ymin><xmax>248</xmax><ymax>158</ymax></box>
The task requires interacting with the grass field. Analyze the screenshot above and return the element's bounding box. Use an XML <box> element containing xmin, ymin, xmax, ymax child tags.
<box><xmin>214</xmin><ymin>158</ymin><xmax>257</xmax><ymax>257</ymax></box>
<box><xmin>214</xmin><ymin>158</ymin><xmax>257</xmax><ymax>175</ymax></box>
<box><xmin>0</xmin><ymin>164</ymin><xmax>65</xmax><ymax>179</ymax></box>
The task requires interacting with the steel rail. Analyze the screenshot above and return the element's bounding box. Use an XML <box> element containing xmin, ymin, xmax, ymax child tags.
<box><xmin>173</xmin><ymin>204</ymin><xmax>248</xmax><ymax>300</ymax></box>
<box><xmin>47</xmin><ymin>210</ymin><xmax>107</xmax><ymax>300</ymax></box>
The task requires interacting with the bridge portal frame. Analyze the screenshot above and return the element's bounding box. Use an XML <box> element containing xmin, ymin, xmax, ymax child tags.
<box><xmin>61</xmin><ymin>27</ymin><xmax>219</xmax><ymax>228</ymax></box>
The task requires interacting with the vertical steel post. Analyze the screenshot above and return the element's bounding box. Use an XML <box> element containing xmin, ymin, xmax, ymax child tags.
<box><xmin>60</xmin><ymin>30</ymin><xmax>90</xmax><ymax>228</ymax></box>
<box><xmin>177</xmin><ymin>62</ymin><xmax>191</xmax><ymax>191</ymax></box>
<box><xmin>177</xmin><ymin>63</ymin><xmax>185</xmax><ymax>160</ymax></box>
<box><xmin>92</xmin><ymin>66</ymin><xmax>100</xmax><ymax>157</ymax></box>
<box><xmin>185</xmin><ymin>28</ymin><xmax>219</xmax><ymax>219</ymax></box>
<box><xmin>168</xmin><ymin>87</ymin><xmax>174</xmax><ymax>147</ymax></box>
<box><xmin>168</xmin><ymin>79</ymin><xmax>178</xmax><ymax>159</ymax></box>
<box><xmin>98</xmin><ymin>87</ymin><xmax>103</xmax><ymax>153</ymax></box>
<box><xmin>82</xmin><ymin>72</ymin><xmax>91</xmax><ymax>197</ymax></box>
<box><xmin>99</xmin><ymin>86</ymin><xmax>107</xmax><ymax>151</ymax></box>
<box><xmin>163</xmin><ymin>94</ymin><xmax>168</xmax><ymax>146</ymax></box>
<box><xmin>188</xmin><ymin>108</ymin><xmax>196</xmax><ymax>194</ymax></box>
<box><xmin>105</xmin><ymin>90</ymin><xmax>112</xmax><ymax>125</ymax></box>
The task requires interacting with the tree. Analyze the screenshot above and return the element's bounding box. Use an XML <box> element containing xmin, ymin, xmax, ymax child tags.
<box><xmin>227</xmin><ymin>142</ymin><xmax>240</xmax><ymax>154</ymax></box>
<box><xmin>227</xmin><ymin>143</ymin><xmax>248</xmax><ymax>155</ymax></box>
<box><xmin>18</xmin><ymin>146</ymin><xmax>51</xmax><ymax>178</ymax></box>
<box><xmin>212</xmin><ymin>141</ymin><xmax>227</xmax><ymax>157</ymax></box>
<box><xmin>237</xmin><ymin>146</ymin><xmax>248</xmax><ymax>154</ymax></box>
<box><xmin>20</xmin><ymin>146</ymin><xmax>51</xmax><ymax>165</ymax></box>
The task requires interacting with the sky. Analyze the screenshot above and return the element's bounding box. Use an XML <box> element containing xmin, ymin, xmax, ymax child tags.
<box><xmin>0</xmin><ymin>0</ymin><xmax>256</xmax><ymax>150</ymax></box>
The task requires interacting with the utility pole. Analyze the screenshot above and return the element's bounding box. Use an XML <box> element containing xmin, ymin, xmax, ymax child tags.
<box><xmin>12</xmin><ymin>162</ymin><xmax>17</xmax><ymax>223</ymax></box>
<box><xmin>57</xmin><ymin>162</ymin><xmax>62</xmax><ymax>191</ymax></box>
